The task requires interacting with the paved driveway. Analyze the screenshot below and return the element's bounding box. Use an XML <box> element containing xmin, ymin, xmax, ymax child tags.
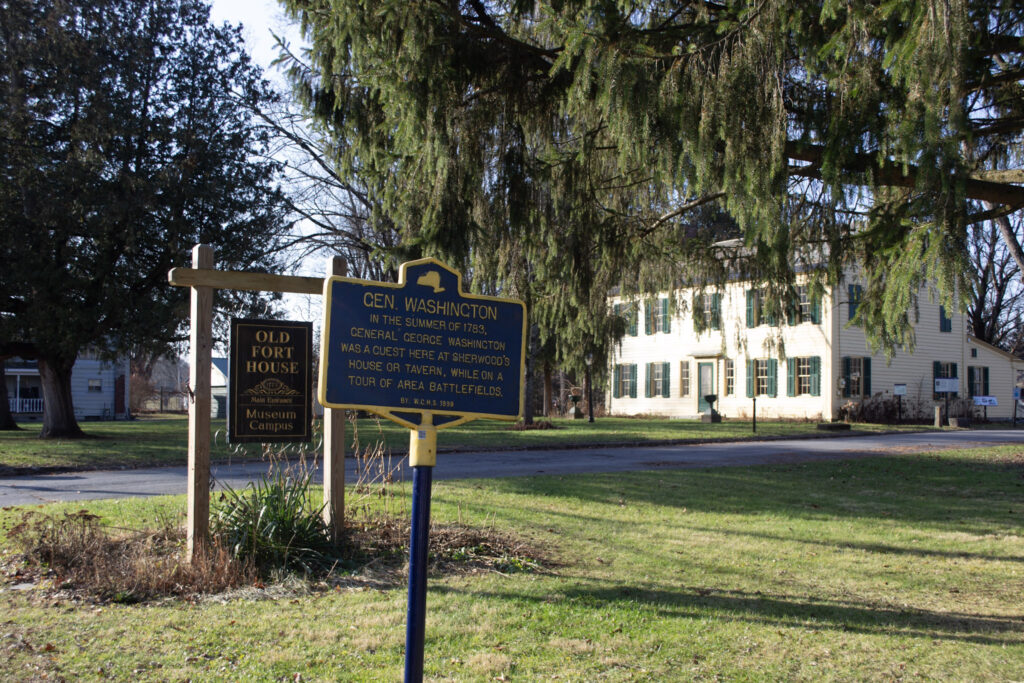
<box><xmin>1</xmin><ymin>429</ymin><xmax>1022</xmax><ymax>507</ymax></box>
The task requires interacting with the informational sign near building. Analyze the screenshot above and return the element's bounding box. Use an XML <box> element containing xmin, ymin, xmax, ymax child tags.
<box><xmin>319</xmin><ymin>258</ymin><xmax>526</xmax><ymax>422</ymax></box>
<box><xmin>229</xmin><ymin>318</ymin><xmax>313</xmax><ymax>443</ymax></box>
<box><xmin>893</xmin><ymin>384</ymin><xmax>907</xmax><ymax>396</ymax></box>
<box><xmin>973</xmin><ymin>395</ymin><xmax>998</xmax><ymax>407</ymax></box>
<box><xmin>934</xmin><ymin>377</ymin><xmax>959</xmax><ymax>394</ymax></box>
<box><xmin>319</xmin><ymin>257</ymin><xmax>526</xmax><ymax>682</ymax></box>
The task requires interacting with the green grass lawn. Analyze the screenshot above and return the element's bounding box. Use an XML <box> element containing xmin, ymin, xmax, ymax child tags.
<box><xmin>1</xmin><ymin>445</ymin><xmax>1022</xmax><ymax>680</ymax></box>
<box><xmin>0</xmin><ymin>414</ymin><xmax>933</xmax><ymax>471</ymax></box>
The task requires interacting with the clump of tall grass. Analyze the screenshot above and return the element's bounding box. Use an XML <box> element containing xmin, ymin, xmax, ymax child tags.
<box><xmin>212</xmin><ymin>458</ymin><xmax>340</xmax><ymax>577</ymax></box>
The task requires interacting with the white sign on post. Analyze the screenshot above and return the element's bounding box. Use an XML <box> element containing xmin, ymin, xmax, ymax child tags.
<box><xmin>973</xmin><ymin>395</ymin><xmax>998</xmax><ymax>406</ymax></box>
<box><xmin>934</xmin><ymin>378</ymin><xmax>959</xmax><ymax>393</ymax></box>
<box><xmin>893</xmin><ymin>384</ymin><xmax>907</xmax><ymax>396</ymax></box>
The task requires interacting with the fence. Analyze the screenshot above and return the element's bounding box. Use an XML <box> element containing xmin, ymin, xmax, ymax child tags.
<box><xmin>8</xmin><ymin>398</ymin><xmax>43</xmax><ymax>413</ymax></box>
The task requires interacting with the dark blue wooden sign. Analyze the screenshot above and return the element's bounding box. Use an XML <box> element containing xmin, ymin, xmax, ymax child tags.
<box><xmin>319</xmin><ymin>258</ymin><xmax>526</xmax><ymax>423</ymax></box>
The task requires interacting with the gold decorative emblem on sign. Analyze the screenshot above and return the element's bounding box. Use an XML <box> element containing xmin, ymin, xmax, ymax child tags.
<box><xmin>243</xmin><ymin>378</ymin><xmax>302</xmax><ymax>397</ymax></box>
<box><xmin>415</xmin><ymin>270</ymin><xmax>445</xmax><ymax>294</ymax></box>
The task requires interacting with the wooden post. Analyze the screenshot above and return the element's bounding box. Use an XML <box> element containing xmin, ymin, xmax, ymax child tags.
<box><xmin>323</xmin><ymin>256</ymin><xmax>347</xmax><ymax>540</ymax></box>
<box><xmin>187</xmin><ymin>244</ymin><xmax>214</xmax><ymax>562</ymax></box>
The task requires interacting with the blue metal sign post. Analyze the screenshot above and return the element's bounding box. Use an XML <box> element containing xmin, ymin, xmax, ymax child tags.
<box><xmin>319</xmin><ymin>258</ymin><xmax>526</xmax><ymax>682</ymax></box>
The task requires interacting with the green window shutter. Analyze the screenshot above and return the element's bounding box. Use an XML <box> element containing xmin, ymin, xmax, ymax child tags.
<box><xmin>768</xmin><ymin>359</ymin><xmax>778</xmax><ymax>397</ymax></box>
<box><xmin>746</xmin><ymin>290</ymin><xmax>755</xmax><ymax>328</ymax></box>
<box><xmin>786</xmin><ymin>300</ymin><xmax>796</xmax><ymax>326</ymax></box>
<box><xmin>983</xmin><ymin>367</ymin><xmax>989</xmax><ymax>395</ymax></box>
<box><xmin>842</xmin><ymin>357</ymin><xmax>851</xmax><ymax>398</ymax></box>
<box><xmin>810</xmin><ymin>357</ymin><xmax>821</xmax><ymax>396</ymax></box>
<box><xmin>967</xmin><ymin>366</ymin><xmax>976</xmax><ymax>397</ymax></box>
<box><xmin>629</xmin><ymin>365</ymin><xmax>637</xmax><ymax>398</ymax></box>
<box><xmin>613</xmin><ymin>303</ymin><xmax>621</xmax><ymax>318</ymax></box>
<box><xmin>746</xmin><ymin>361</ymin><xmax>754</xmax><ymax>398</ymax></box>
<box><xmin>863</xmin><ymin>357</ymin><xmax>871</xmax><ymax>396</ymax></box>
<box><xmin>711</xmin><ymin>293</ymin><xmax>722</xmax><ymax>330</ymax></box>
<box><xmin>692</xmin><ymin>294</ymin><xmax>702</xmax><ymax>333</ymax></box>
<box><xmin>644</xmin><ymin>363</ymin><xmax>652</xmax><ymax>398</ymax></box>
<box><xmin>661</xmin><ymin>298</ymin><xmax>671</xmax><ymax>333</ymax></box>
<box><xmin>645</xmin><ymin>301</ymin><xmax>654</xmax><ymax>335</ymax></box>
<box><xmin>786</xmin><ymin>360</ymin><xmax>796</xmax><ymax>397</ymax></box>
<box><xmin>662</xmin><ymin>362</ymin><xmax>671</xmax><ymax>398</ymax></box>
<box><xmin>613</xmin><ymin>365</ymin><xmax>621</xmax><ymax>399</ymax></box>
<box><xmin>951</xmin><ymin>362</ymin><xmax>958</xmax><ymax>397</ymax></box>
<box><xmin>940</xmin><ymin>305</ymin><xmax>952</xmax><ymax>332</ymax></box>
<box><xmin>811</xmin><ymin>295</ymin><xmax>822</xmax><ymax>324</ymax></box>
<box><xmin>629</xmin><ymin>307</ymin><xmax>638</xmax><ymax>336</ymax></box>
<box><xmin>933</xmin><ymin>361</ymin><xmax>941</xmax><ymax>399</ymax></box>
<box><xmin>848</xmin><ymin>285</ymin><xmax>857</xmax><ymax>320</ymax></box>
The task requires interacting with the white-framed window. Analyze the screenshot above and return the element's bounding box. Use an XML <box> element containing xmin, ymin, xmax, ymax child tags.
<box><xmin>680</xmin><ymin>361</ymin><xmax>691</xmax><ymax>397</ymax></box>
<box><xmin>645</xmin><ymin>298</ymin><xmax>670</xmax><ymax>334</ymax></box>
<box><xmin>840</xmin><ymin>356</ymin><xmax>871</xmax><ymax>398</ymax></box>
<box><xmin>645</xmin><ymin>362</ymin><xmax>670</xmax><ymax>398</ymax></box>
<box><xmin>756</xmin><ymin>360</ymin><xmax>770</xmax><ymax>396</ymax></box>
<box><xmin>788</xmin><ymin>357</ymin><xmax>822</xmax><ymax>396</ymax></box>
<box><xmin>933</xmin><ymin>361</ymin><xmax>958</xmax><ymax>399</ymax></box>
<box><xmin>724</xmin><ymin>359</ymin><xmax>734</xmax><ymax>396</ymax></box>
<box><xmin>798</xmin><ymin>286</ymin><xmax>812</xmax><ymax>322</ymax></box>
<box><xmin>788</xmin><ymin>285</ymin><xmax>822</xmax><ymax>325</ymax></box>
<box><xmin>613</xmin><ymin>303</ymin><xmax>639</xmax><ymax>337</ymax></box>
<box><xmin>694</xmin><ymin>293</ymin><xmax>722</xmax><ymax>331</ymax></box>
<box><xmin>746</xmin><ymin>359</ymin><xmax>778</xmax><ymax>397</ymax></box>
<box><xmin>848</xmin><ymin>284</ymin><xmax>862</xmax><ymax>321</ymax></box>
<box><xmin>88</xmin><ymin>379</ymin><xmax>102</xmax><ymax>393</ymax></box>
<box><xmin>848</xmin><ymin>357</ymin><xmax>862</xmax><ymax>396</ymax></box>
<box><xmin>968</xmin><ymin>366</ymin><xmax>988</xmax><ymax>397</ymax></box>
<box><xmin>613</xmin><ymin>364</ymin><xmax>637</xmax><ymax>398</ymax></box>
<box><xmin>796</xmin><ymin>357</ymin><xmax>812</xmax><ymax>395</ymax></box>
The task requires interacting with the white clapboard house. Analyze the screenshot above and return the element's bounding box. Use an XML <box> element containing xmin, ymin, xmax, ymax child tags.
<box><xmin>608</xmin><ymin>274</ymin><xmax>1024</xmax><ymax>422</ymax></box>
<box><xmin>4</xmin><ymin>350</ymin><xmax>131</xmax><ymax>421</ymax></box>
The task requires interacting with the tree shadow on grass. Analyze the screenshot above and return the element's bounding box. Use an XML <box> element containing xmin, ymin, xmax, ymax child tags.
<box><xmin>437</xmin><ymin>578</ymin><xmax>1024</xmax><ymax>646</ymax></box>
<box><xmin>488</xmin><ymin>453</ymin><xmax>1024</xmax><ymax>533</ymax></box>
<box><xmin>678</xmin><ymin>523</ymin><xmax>1024</xmax><ymax>564</ymax></box>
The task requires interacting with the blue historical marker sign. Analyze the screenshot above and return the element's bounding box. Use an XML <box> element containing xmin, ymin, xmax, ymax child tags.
<box><xmin>319</xmin><ymin>258</ymin><xmax>526</xmax><ymax>421</ymax></box>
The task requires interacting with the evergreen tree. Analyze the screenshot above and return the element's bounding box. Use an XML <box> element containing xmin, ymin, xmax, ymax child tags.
<box><xmin>281</xmin><ymin>0</ymin><xmax>1023</xmax><ymax>365</ymax></box>
<box><xmin>0</xmin><ymin>0</ymin><xmax>288</xmax><ymax>437</ymax></box>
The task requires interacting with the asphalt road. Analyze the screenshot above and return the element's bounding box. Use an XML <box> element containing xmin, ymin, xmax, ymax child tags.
<box><xmin>1</xmin><ymin>429</ymin><xmax>1022</xmax><ymax>507</ymax></box>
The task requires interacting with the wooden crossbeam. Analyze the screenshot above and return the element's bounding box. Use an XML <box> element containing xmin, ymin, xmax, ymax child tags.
<box><xmin>168</xmin><ymin>267</ymin><xmax>323</xmax><ymax>295</ymax></box>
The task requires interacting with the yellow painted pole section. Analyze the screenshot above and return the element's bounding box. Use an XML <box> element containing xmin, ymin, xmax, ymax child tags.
<box><xmin>409</xmin><ymin>413</ymin><xmax>437</xmax><ymax>467</ymax></box>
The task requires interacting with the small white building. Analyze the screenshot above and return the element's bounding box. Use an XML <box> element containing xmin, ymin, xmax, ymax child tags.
<box><xmin>4</xmin><ymin>350</ymin><xmax>131</xmax><ymax>420</ymax></box>
<box><xmin>608</xmin><ymin>276</ymin><xmax>1024</xmax><ymax>421</ymax></box>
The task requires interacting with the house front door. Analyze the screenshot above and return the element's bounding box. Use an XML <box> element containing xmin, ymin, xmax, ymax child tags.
<box><xmin>698</xmin><ymin>362</ymin><xmax>715</xmax><ymax>412</ymax></box>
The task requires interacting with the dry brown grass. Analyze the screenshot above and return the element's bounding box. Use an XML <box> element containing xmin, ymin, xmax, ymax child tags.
<box><xmin>4</xmin><ymin>509</ymin><xmax>255</xmax><ymax>603</ymax></box>
<box><xmin>3</xmin><ymin>508</ymin><xmax>551</xmax><ymax>603</ymax></box>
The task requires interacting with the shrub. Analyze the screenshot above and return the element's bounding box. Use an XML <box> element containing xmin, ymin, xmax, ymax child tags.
<box><xmin>212</xmin><ymin>463</ymin><xmax>340</xmax><ymax>576</ymax></box>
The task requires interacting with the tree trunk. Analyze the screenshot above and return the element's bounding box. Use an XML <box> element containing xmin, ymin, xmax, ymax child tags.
<box><xmin>521</xmin><ymin>323</ymin><xmax>540</xmax><ymax>425</ymax></box>
<box><xmin>0</xmin><ymin>363</ymin><xmax>20</xmax><ymax>430</ymax></box>
<box><xmin>987</xmin><ymin>203</ymin><xmax>1024</xmax><ymax>287</ymax></box>
<box><xmin>38</xmin><ymin>355</ymin><xmax>85</xmax><ymax>438</ymax></box>
<box><xmin>542</xmin><ymin>361</ymin><xmax>552</xmax><ymax>418</ymax></box>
